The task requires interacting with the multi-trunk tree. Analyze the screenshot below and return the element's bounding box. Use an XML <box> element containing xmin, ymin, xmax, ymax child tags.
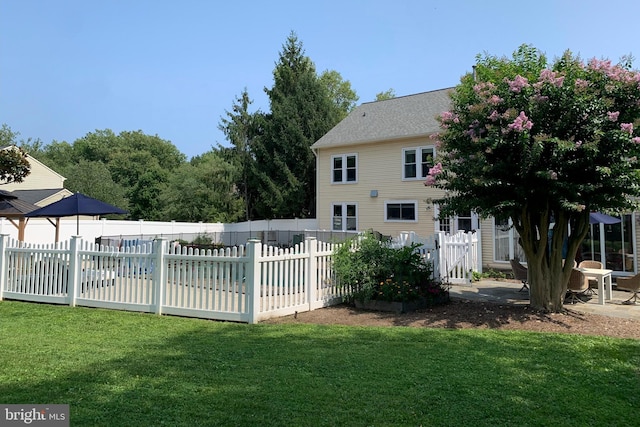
<box><xmin>427</xmin><ymin>45</ymin><xmax>640</xmax><ymax>311</ymax></box>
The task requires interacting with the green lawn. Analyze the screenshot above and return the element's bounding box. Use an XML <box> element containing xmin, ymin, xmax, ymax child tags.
<box><xmin>0</xmin><ymin>301</ymin><xmax>638</xmax><ymax>426</ymax></box>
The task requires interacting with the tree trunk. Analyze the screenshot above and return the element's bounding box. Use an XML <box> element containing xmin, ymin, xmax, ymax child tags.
<box><xmin>514</xmin><ymin>208</ymin><xmax>589</xmax><ymax>312</ymax></box>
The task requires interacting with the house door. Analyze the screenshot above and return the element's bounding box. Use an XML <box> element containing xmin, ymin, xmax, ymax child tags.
<box><xmin>581</xmin><ymin>213</ymin><xmax>635</xmax><ymax>273</ymax></box>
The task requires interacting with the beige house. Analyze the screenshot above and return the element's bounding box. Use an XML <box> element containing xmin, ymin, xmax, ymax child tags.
<box><xmin>311</xmin><ymin>90</ymin><xmax>638</xmax><ymax>276</ymax></box>
<box><xmin>0</xmin><ymin>146</ymin><xmax>73</xmax><ymax>240</ymax></box>
<box><xmin>1</xmin><ymin>146</ymin><xmax>72</xmax><ymax>206</ymax></box>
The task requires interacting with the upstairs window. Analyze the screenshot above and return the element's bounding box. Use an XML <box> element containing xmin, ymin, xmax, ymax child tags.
<box><xmin>403</xmin><ymin>146</ymin><xmax>435</xmax><ymax>180</ymax></box>
<box><xmin>332</xmin><ymin>154</ymin><xmax>357</xmax><ymax>183</ymax></box>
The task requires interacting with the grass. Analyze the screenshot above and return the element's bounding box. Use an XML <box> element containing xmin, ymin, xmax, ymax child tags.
<box><xmin>0</xmin><ymin>301</ymin><xmax>638</xmax><ymax>426</ymax></box>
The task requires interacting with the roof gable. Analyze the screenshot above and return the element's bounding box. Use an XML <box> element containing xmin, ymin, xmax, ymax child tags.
<box><xmin>312</xmin><ymin>88</ymin><xmax>453</xmax><ymax>149</ymax></box>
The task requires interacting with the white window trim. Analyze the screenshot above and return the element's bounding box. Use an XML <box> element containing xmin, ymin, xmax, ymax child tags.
<box><xmin>492</xmin><ymin>217</ymin><xmax>517</xmax><ymax>263</ymax></box>
<box><xmin>331</xmin><ymin>153</ymin><xmax>358</xmax><ymax>184</ymax></box>
<box><xmin>384</xmin><ymin>200</ymin><xmax>418</xmax><ymax>223</ymax></box>
<box><xmin>402</xmin><ymin>145</ymin><xmax>436</xmax><ymax>181</ymax></box>
<box><xmin>433</xmin><ymin>205</ymin><xmax>479</xmax><ymax>233</ymax></box>
<box><xmin>331</xmin><ymin>202</ymin><xmax>358</xmax><ymax>231</ymax></box>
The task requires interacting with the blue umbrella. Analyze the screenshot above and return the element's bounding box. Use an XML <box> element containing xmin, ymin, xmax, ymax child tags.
<box><xmin>25</xmin><ymin>193</ymin><xmax>128</xmax><ymax>235</ymax></box>
<box><xmin>589</xmin><ymin>212</ymin><xmax>621</xmax><ymax>225</ymax></box>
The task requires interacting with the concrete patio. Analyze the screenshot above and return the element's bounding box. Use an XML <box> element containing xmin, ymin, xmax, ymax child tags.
<box><xmin>449</xmin><ymin>279</ymin><xmax>640</xmax><ymax>321</ymax></box>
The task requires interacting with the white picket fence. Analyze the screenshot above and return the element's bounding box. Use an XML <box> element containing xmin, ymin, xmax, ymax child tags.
<box><xmin>0</xmin><ymin>235</ymin><xmax>348</xmax><ymax>323</ymax></box>
<box><xmin>0</xmin><ymin>230</ymin><xmax>479</xmax><ymax>323</ymax></box>
<box><xmin>394</xmin><ymin>231</ymin><xmax>481</xmax><ymax>285</ymax></box>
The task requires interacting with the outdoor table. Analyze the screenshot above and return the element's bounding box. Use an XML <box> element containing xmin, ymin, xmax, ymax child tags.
<box><xmin>576</xmin><ymin>267</ymin><xmax>613</xmax><ymax>305</ymax></box>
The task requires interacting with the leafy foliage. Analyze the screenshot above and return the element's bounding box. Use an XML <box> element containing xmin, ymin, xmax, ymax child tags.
<box><xmin>374</xmin><ymin>88</ymin><xmax>396</xmax><ymax>101</ymax></box>
<box><xmin>249</xmin><ymin>32</ymin><xmax>342</xmax><ymax>219</ymax></box>
<box><xmin>428</xmin><ymin>45</ymin><xmax>640</xmax><ymax>310</ymax></box>
<box><xmin>0</xmin><ymin>124</ymin><xmax>31</xmax><ymax>184</ymax></box>
<box><xmin>333</xmin><ymin>232</ymin><xmax>445</xmax><ymax>303</ymax></box>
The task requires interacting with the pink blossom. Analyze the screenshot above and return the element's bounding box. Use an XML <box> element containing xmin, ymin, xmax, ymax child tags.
<box><xmin>575</xmin><ymin>79</ymin><xmax>589</xmax><ymax>89</ymax></box>
<box><xmin>538</xmin><ymin>69</ymin><xmax>564</xmax><ymax>87</ymax></box>
<box><xmin>473</xmin><ymin>82</ymin><xmax>496</xmax><ymax>96</ymax></box>
<box><xmin>488</xmin><ymin>110</ymin><xmax>500</xmax><ymax>121</ymax></box>
<box><xmin>507</xmin><ymin>111</ymin><xmax>534</xmax><ymax>133</ymax></box>
<box><xmin>621</xmin><ymin>123</ymin><xmax>634</xmax><ymax>134</ymax></box>
<box><xmin>440</xmin><ymin>111</ymin><xmax>455</xmax><ymax>122</ymax></box>
<box><xmin>506</xmin><ymin>75</ymin><xmax>529</xmax><ymax>93</ymax></box>
<box><xmin>607</xmin><ymin>111</ymin><xmax>620</xmax><ymax>122</ymax></box>
<box><xmin>549</xmin><ymin>171</ymin><xmax>558</xmax><ymax>180</ymax></box>
<box><xmin>575</xmin><ymin>141</ymin><xmax>583</xmax><ymax>148</ymax></box>
<box><xmin>488</xmin><ymin>95</ymin><xmax>503</xmax><ymax>105</ymax></box>
<box><xmin>632</xmin><ymin>137</ymin><xmax>640</xmax><ymax>144</ymax></box>
<box><xmin>588</xmin><ymin>58</ymin><xmax>613</xmax><ymax>72</ymax></box>
<box><xmin>424</xmin><ymin>162</ymin><xmax>444</xmax><ymax>186</ymax></box>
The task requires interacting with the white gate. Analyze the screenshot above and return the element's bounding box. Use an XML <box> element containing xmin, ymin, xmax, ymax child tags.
<box><xmin>437</xmin><ymin>231</ymin><xmax>481</xmax><ymax>285</ymax></box>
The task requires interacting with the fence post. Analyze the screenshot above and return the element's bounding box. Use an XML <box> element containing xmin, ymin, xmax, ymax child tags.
<box><xmin>68</xmin><ymin>236</ymin><xmax>81</xmax><ymax>307</ymax></box>
<box><xmin>306</xmin><ymin>236</ymin><xmax>317</xmax><ymax>310</ymax></box>
<box><xmin>0</xmin><ymin>234</ymin><xmax>7</xmax><ymax>301</ymax></box>
<box><xmin>475</xmin><ymin>231</ymin><xmax>483</xmax><ymax>274</ymax></box>
<box><xmin>465</xmin><ymin>232</ymin><xmax>473</xmax><ymax>284</ymax></box>
<box><xmin>154</xmin><ymin>238</ymin><xmax>167</xmax><ymax>315</ymax></box>
<box><xmin>245</xmin><ymin>239</ymin><xmax>261</xmax><ymax>324</ymax></box>
<box><xmin>436</xmin><ymin>231</ymin><xmax>446</xmax><ymax>281</ymax></box>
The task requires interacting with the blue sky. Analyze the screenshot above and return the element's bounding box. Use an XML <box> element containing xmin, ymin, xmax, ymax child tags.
<box><xmin>2</xmin><ymin>0</ymin><xmax>639</xmax><ymax>159</ymax></box>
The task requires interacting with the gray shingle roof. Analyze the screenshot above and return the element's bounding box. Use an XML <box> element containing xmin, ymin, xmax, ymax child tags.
<box><xmin>10</xmin><ymin>189</ymin><xmax>67</xmax><ymax>205</ymax></box>
<box><xmin>312</xmin><ymin>88</ymin><xmax>453</xmax><ymax>149</ymax></box>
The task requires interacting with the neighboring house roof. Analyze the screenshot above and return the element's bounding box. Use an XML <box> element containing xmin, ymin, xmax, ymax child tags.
<box><xmin>0</xmin><ymin>198</ymin><xmax>40</xmax><ymax>216</ymax></box>
<box><xmin>10</xmin><ymin>189</ymin><xmax>72</xmax><ymax>206</ymax></box>
<box><xmin>311</xmin><ymin>88</ymin><xmax>453</xmax><ymax>149</ymax></box>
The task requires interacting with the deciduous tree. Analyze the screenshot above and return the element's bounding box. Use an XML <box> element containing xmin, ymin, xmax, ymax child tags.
<box><xmin>0</xmin><ymin>124</ymin><xmax>31</xmax><ymax>184</ymax></box>
<box><xmin>427</xmin><ymin>45</ymin><xmax>640</xmax><ymax>311</ymax></box>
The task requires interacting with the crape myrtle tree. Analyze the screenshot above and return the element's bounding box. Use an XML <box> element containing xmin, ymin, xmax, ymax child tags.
<box><xmin>426</xmin><ymin>45</ymin><xmax>640</xmax><ymax>311</ymax></box>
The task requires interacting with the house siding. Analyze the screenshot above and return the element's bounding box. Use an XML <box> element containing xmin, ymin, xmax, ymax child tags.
<box><xmin>316</xmin><ymin>137</ymin><xmax>445</xmax><ymax>238</ymax></box>
<box><xmin>2</xmin><ymin>152</ymin><xmax>65</xmax><ymax>191</ymax></box>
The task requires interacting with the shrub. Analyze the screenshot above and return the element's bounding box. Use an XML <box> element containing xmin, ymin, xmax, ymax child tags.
<box><xmin>333</xmin><ymin>232</ymin><xmax>448</xmax><ymax>303</ymax></box>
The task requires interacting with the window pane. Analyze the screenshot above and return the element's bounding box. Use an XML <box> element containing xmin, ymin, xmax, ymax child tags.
<box><xmin>332</xmin><ymin>217</ymin><xmax>342</xmax><ymax>231</ymax></box>
<box><xmin>405</xmin><ymin>150</ymin><xmax>416</xmax><ymax>163</ymax></box>
<box><xmin>333</xmin><ymin>157</ymin><xmax>342</xmax><ymax>169</ymax></box>
<box><xmin>494</xmin><ymin>219</ymin><xmax>511</xmax><ymax>261</ymax></box>
<box><xmin>333</xmin><ymin>205</ymin><xmax>342</xmax><ymax>216</ymax></box>
<box><xmin>346</xmin><ymin>168</ymin><xmax>356</xmax><ymax>181</ymax></box>
<box><xmin>401</xmin><ymin>204</ymin><xmax>416</xmax><ymax>220</ymax></box>
<box><xmin>387</xmin><ymin>204</ymin><xmax>400</xmax><ymax>220</ymax></box>
<box><xmin>346</xmin><ymin>204</ymin><xmax>356</xmax><ymax>216</ymax></box>
<box><xmin>458</xmin><ymin>218</ymin><xmax>472</xmax><ymax>232</ymax></box>
<box><xmin>405</xmin><ymin>164</ymin><xmax>416</xmax><ymax>178</ymax></box>
<box><xmin>333</xmin><ymin>170</ymin><xmax>342</xmax><ymax>182</ymax></box>
<box><xmin>346</xmin><ymin>218</ymin><xmax>356</xmax><ymax>230</ymax></box>
<box><xmin>346</xmin><ymin>156</ymin><xmax>356</xmax><ymax>168</ymax></box>
<box><xmin>421</xmin><ymin>149</ymin><xmax>434</xmax><ymax>177</ymax></box>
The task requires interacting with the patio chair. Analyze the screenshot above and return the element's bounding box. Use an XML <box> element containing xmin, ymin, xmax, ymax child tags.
<box><xmin>615</xmin><ymin>273</ymin><xmax>640</xmax><ymax>305</ymax></box>
<box><xmin>510</xmin><ymin>259</ymin><xmax>528</xmax><ymax>292</ymax></box>
<box><xmin>578</xmin><ymin>260</ymin><xmax>603</xmax><ymax>295</ymax></box>
<box><xmin>566</xmin><ymin>269</ymin><xmax>589</xmax><ymax>304</ymax></box>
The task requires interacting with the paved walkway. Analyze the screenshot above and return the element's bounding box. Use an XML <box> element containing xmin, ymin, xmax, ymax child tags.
<box><xmin>449</xmin><ymin>279</ymin><xmax>640</xmax><ymax>321</ymax></box>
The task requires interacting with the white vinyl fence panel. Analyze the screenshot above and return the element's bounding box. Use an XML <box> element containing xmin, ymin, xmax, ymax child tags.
<box><xmin>0</xmin><ymin>235</ymin><xmax>348</xmax><ymax>323</ymax></box>
<box><xmin>0</xmin><ymin>230</ymin><xmax>480</xmax><ymax>322</ymax></box>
